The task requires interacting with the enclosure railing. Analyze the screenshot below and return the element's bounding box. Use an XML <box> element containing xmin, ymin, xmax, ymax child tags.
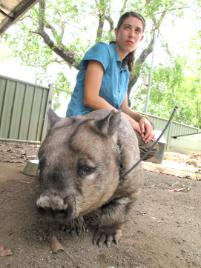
<box><xmin>0</xmin><ymin>75</ymin><xmax>51</xmax><ymax>143</ymax></box>
<box><xmin>144</xmin><ymin>113</ymin><xmax>200</xmax><ymax>149</ymax></box>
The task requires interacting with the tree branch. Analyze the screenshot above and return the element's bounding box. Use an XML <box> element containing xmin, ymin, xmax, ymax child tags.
<box><xmin>154</xmin><ymin>10</ymin><xmax>167</xmax><ymax>30</ymax></box>
<box><xmin>95</xmin><ymin>0</ymin><xmax>107</xmax><ymax>41</ymax></box>
<box><xmin>120</xmin><ymin>0</ymin><xmax>129</xmax><ymax>14</ymax></box>
<box><xmin>155</xmin><ymin>5</ymin><xmax>191</xmax><ymax>15</ymax></box>
<box><xmin>105</xmin><ymin>15</ymin><xmax>114</xmax><ymax>31</ymax></box>
<box><xmin>37</xmin><ymin>0</ymin><xmax>78</xmax><ymax>68</ymax></box>
<box><xmin>45</xmin><ymin>22</ymin><xmax>57</xmax><ymax>38</ymax></box>
<box><xmin>128</xmin><ymin>10</ymin><xmax>167</xmax><ymax>96</ymax></box>
<box><xmin>96</xmin><ymin>13</ymin><xmax>105</xmax><ymax>41</ymax></box>
<box><xmin>128</xmin><ymin>32</ymin><xmax>156</xmax><ymax>96</ymax></box>
<box><xmin>145</xmin><ymin>0</ymin><xmax>152</xmax><ymax>6</ymax></box>
<box><xmin>38</xmin><ymin>0</ymin><xmax>45</xmax><ymax>33</ymax></box>
<box><xmin>36</xmin><ymin>30</ymin><xmax>75</xmax><ymax>65</ymax></box>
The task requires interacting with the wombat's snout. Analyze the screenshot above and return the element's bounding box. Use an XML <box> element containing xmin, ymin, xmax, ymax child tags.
<box><xmin>37</xmin><ymin>207</ymin><xmax>68</xmax><ymax>219</ymax></box>
<box><xmin>36</xmin><ymin>194</ymin><xmax>75</xmax><ymax>221</ymax></box>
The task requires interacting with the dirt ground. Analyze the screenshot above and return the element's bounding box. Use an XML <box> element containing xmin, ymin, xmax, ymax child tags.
<box><xmin>0</xmin><ymin>141</ymin><xmax>201</xmax><ymax>268</ymax></box>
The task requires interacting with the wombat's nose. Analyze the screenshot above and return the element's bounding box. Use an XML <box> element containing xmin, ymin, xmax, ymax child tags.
<box><xmin>36</xmin><ymin>193</ymin><xmax>77</xmax><ymax>221</ymax></box>
<box><xmin>36</xmin><ymin>194</ymin><xmax>68</xmax><ymax>211</ymax></box>
<box><xmin>37</xmin><ymin>206</ymin><xmax>68</xmax><ymax>218</ymax></box>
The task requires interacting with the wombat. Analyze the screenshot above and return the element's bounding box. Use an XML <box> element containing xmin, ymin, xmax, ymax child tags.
<box><xmin>36</xmin><ymin>109</ymin><xmax>144</xmax><ymax>246</ymax></box>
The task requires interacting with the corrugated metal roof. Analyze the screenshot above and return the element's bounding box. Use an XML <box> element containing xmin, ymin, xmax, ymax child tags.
<box><xmin>0</xmin><ymin>0</ymin><xmax>38</xmax><ymax>34</ymax></box>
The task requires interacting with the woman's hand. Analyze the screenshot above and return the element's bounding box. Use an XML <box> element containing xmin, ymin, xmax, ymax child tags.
<box><xmin>139</xmin><ymin>117</ymin><xmax>155</xmax><ymax>143</ymax></box>
<box><xmin>121</xmin><ymin>112</ymin><xmax>141</xmax><ymax>133</ymax></box>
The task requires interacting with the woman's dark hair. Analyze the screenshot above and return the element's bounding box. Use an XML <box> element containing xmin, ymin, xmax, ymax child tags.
<box><xmin>112</xmin><ymin>11</ymin><xmax>146</xmax><ymax>72</ymax></box>
<box><xmin>116</xmin><ymin>11</ymin><xmax>145</xmax><ymax>32</ymax></box>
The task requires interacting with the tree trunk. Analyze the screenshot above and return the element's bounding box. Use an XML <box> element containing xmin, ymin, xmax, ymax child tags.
<box><xmin>128</xmin><ymin>34</ymin><xmax>155</xmax><ymax>98</ymax></box>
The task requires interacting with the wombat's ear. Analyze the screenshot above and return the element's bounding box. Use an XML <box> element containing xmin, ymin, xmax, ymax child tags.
<box><xmin>48</xmin><ymin>108</ymin><xmax>60</xmax><ymax>127</ymax></box>
<box><xmin>95</xmin><ymin>110</ymin><xmax>121</xmax><ymax>136</ymax></box>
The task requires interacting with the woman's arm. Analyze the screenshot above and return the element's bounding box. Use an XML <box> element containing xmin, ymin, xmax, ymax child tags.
<box><xmin>84</xmin><ymin>61</ymin><xmax>117</xmax><ymax>111</ymax></box>
<box><xmin>120</xmin><ymin>94</ymin><xmax>143</xmax><ymax>121</ymax></box>
<box><xmin>83</xmin><ymin>62</ymin><xmax>141</xmax><ymax>134</ymax></box>
<box><xmin>121</xmin><ymin>95</ymin><xmax>154</xmax><ymax>143</ymax></box>
<box><xmin>83</xmin><ymin>62</ymin><xmax>141</xmax><ymax>135</ymax></box>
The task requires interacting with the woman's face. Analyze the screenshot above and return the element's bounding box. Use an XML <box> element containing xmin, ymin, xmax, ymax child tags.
<box><xmin>115</xmin><ymin>16</ymin><xmax>144</xmax><ymax>59</ymax></box>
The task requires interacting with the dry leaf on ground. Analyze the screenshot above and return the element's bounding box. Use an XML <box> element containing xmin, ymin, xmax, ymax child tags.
<box><xmin>50</xmin><ymin>235</ymin><xmax>65</xmax><ymax>254</ymax></box>
<box><xmin>0</xmin><ymin>246</ymin><xmax>13</xmax><ymax>257</ymax></box>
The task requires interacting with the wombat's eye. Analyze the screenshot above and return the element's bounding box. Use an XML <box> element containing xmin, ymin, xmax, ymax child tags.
<box><xmin>77</xmin><ymin>165</ymin><xmax>96</xmax><ymax>177</ymax></box>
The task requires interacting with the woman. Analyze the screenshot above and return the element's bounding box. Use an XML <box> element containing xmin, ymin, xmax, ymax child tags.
<box><xmin>67</xmin><ymin>11</ymin><xmax>156</xmax><ymax>159</ymax></box>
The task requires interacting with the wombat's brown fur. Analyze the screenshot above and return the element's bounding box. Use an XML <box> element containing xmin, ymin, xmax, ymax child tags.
<box><xmin>36</xmin><ymin>109</ymin><xmax>143</xmax><ymax>245</ymax></box>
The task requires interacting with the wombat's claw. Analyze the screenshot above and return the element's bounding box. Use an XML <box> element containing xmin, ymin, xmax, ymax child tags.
<box><xmin>93</xmin><ymin>228</ymin><xmax>122</xmax><ymax>247</ymax></box>
<box><xmin>64</xmin><ymin>217</ymin><xmax>86</xmax><ymax>235</ymax></box>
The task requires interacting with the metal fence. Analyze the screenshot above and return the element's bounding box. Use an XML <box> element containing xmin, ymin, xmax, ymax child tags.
<box><xmin>0</xmin><ymin>75</ymin><xmax>51</xmax><ymax>143</ymax></box>
<box><xmin>145</xmin><ymin>113</ymin><xmax>200</xmax><ymax>149</ymax></box>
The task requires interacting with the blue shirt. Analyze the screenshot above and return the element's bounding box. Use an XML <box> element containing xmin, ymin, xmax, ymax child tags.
<box><xmin>66</xmin><ymin>42</ymin><xmax>130</xmax><ymax>116</ymax></box>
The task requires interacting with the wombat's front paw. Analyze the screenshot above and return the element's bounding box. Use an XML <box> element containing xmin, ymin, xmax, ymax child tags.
<box><xmin>64</xmin><ymin>216</ymin><xmax>86</xmax><ymax>235</ymax></box>
<box><xmin>93</xmin><ymin>226</ymin><xmax>122</xmax><ymax>246</ymax></box>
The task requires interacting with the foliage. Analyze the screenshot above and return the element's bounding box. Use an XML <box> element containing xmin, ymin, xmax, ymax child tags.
<box><xmin>132</xmin><ymin>56</ymin><xmax>201</xmax><ymax>128</ymax></box>
<box><xmin>52</xmin><ymin>72</ymin><xmax>72</xmax><ymax>110</ymax></box>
